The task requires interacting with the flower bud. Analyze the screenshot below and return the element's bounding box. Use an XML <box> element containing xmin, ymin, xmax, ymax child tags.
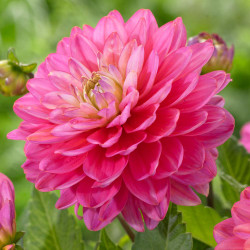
<box><xmin>0</xmin><ymin>49</ymin><xmax>36</xmax><ymax>96</ymax></box>
<box><xmin>188</xmin><ymin>32</ymin><xmax>234</xmax><ymax>73</ymax></box>
<box><xmin>0</xmin><ymin>173</ymin><xmax>19</xmax><ymax>249</ymax></box>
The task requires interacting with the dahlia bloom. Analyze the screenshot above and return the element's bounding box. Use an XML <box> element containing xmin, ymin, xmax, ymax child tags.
<box><xmin>0</xmin><ymin>173</ymin><xmax>16</xmax><ymax>249</ymax></box>
<box><xmin>8</xmin><ymin>9</ymin><xmax>234</xmax><ymax>231</ymax></box>
<box><xmin>240</xmin><ymin>123</ymin><xmax>250</xmax><ymax>153</ymax></box>
<box><xmin>188</xmin><ymin>32</ymin><xmax>234</xmax><ymax>73</ymax></box>
<box><xmin>214</xmin><ymin>187</ymin><xmax>250</xmax><ymax>249</ymax></box>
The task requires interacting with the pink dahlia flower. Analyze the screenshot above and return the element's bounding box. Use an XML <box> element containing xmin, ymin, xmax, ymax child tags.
<box><xmin>0</xmin><ymin>173</ymin><xmax>16</xmax><ymax>249</ymax></box>
<box><xmin>8</xmin><ymin>9</ymin><xmax>234</xmax><ymax>231</ymax></box>
<box><xmin>240</xmin><ymin>123</ymin><xmax>250</xmax><ymax>153</ymax></box>
<box><xmin>214</xmin><ymin>187</ymin><xmax>250</xmax><ymax>249</ymax></box>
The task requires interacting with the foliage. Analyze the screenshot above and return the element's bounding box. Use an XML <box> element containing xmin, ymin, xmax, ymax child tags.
<box><xmin>132</xmin><ymin>204</ymin><xmax>192</xmax><ymax>250</ymax></box>
<box><xmin>23</xmin><ymin>188</ymin><xmax>84</xmax><ymax>250</ymax></box>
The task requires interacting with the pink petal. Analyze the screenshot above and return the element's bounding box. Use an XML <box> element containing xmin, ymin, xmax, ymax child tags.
<box><xmin>56</xmin><ymin>187</ymin><xmax>77</xmax><ymax>209</ymax></box>
<box><xmin>187</xmin><ymin>105</ymin><xmax>226</xmax><ymax>136</ymax></box>
<box><xmin>82</xmin><ymin>207</ymin><xmax>112</xmax><ymax>231</ymax></box>
<box><xmin>126</xmin><ymin>9</ymin><xmax>158</xmax><ymax>41</ymax></box>
<box><xmin>126</xmin><ymin>45</ymin><xmax>144</xmax><ymax>76</ymax></box>
<box><xmin>181</xmin><ymin>41</ymin><xmax>214</xmax><ymax>77</ymax></box>
<box><xmin>163</xmin><ymin>71</ymin><xmax>199</xmax><ymax>107</ymax></box>
<box><xmin>103</xmin><ymin>32</ymin><xmax>124</xmax><ymax>67</ymax></box>
<box><xmin>106</xmin><ymin>131</ymin><xmax>146</xmax><ymax>157</ymax></box>
<box><xmin>173</xmin><ymin>75</ymin><xmax>217</xmax><ymax>112</ymax></box>
<box><xmin>76</xmin><ymin>177</ymin><xmax>121</xmax><ymax>208</ymax></box>
<box><xmin>70</xmin><ymin>34</ymin><xmax>98</xmax><ymax>71</ymax></box>
<box><xmin>232</xmin><ymin>200</ymin><xmax>250</xmax><ymax>225</ymax></box>
<box><xmin>99</xmin><ymin>183</ymin><xmax>128</xmax><ymax>221</ymax></box>
<box><xmin>121</xmin><ymin>194</ymin><xmax>144</xmax><ymax>232</ymax></box>
<box><xmin>118</xmin><ymin>39</ymin><xmax>137</xmax><ymax>78</ymax></box>
<box><xmin>172</xmin><ymin>110</ymin><xmax>208</xmax><ymax>136</ymax></box>
<box><xmin>56</xmin><ymin>37</ymin><xmax>71</xmax><ymax>56</ymax></box>
<box><xmin>68</xmin><ymin>57</ymin><xmax>91</xmax><ymax>80</ymax></box>
<box><xmin>129</xmin><ymin>141</ymin><xmax>162</xmax><ymax>181</ymax></box>
<box><xmin>124</xmin><ymin>104</ymin><xmax>159</xmax><ymax>133</ymax></box>
<box><xmin>170</xmin><ymin>179</ymin><xmax>201</xmax><ymax>206</ymax></box>
<box><xmin>48</xmin><ymin>71</ymin><xmax>82</xmax><ymax>91</ymax></box>
<box><xmin>168</xmin><ymin>17</ymin><xmax>187</xmax><ymax>53</ymax></box>
<box><xmin>177</xmin><ymin>137</ymin><xmax>205</xmax><ymax>175</ymax></box>
<box><xmin>128</xmin><ymin>17</ymin><xmax>147</xmax><ymax>45</ymax></box>
<box><xmin>157</xmin><ymin>47</ymin><xmax>192</xmax><ymax>82</ymax></box>
<box><xmin>83</xmin><ymin>147</ymin><xmax>128</xmax><ymax>183</ymax></box>
<box><xmin>123</xmin><ymin>168</ymin><xmax>169</xmax><ymax>205</ymax></box>
<box><xmin>35</xmin><ymin>168</ymin><xmax>85</xmax><ymax>191</ymax></box>
<box><xmin>87</xmin><ymin>126</ymin><xmax>122</xmax><ymax>148</ymax></box>
<box><xmin>45</xmin><ymin>53</ymin><xmax>70</xmax><ymax>73</ymax></box>
<box><xmin>197</xmin><ymin>109</ymin><xmax>234</xmax><ymax>148</ymax></box>
<box><xmin>146</xmin><ymin>107</ymin><xmax>180</xmax><ymax>141</ymax></box>
<box><xmin>154</xmin><ymin>137</ymin><xmax>183</xmax><ymax>179</ymax></box>
<box><xmin>135</xmin><ymin>79</ymin><xmax>173</xmax><ymax>111</ymax></box>
<box><xmin>234</xmin><ymin>223</ymin><xmax>250</xmax><ymax>240</ymax></box>
<box><xmin>138</xmin><ymin>50</ymin><xmax>159</xmax><ymax>98</ymax></box>
<box><xmin>215</xmin><ymin>237</ymin><xmax>245</xmax><ymax>250</ymax></box>
<box><xmin>139</xmin><ymin>191</ymin><xmax>170</xmax><ymax>221</ymax></box>
<box><xmin>93</xmin><ymin>15</ymin><xmax>127</xmax><ymax>50</ymax></box>
<box><xmin>35</xmin><ymin>61</ymin><xmax>49</xmax><ymax>78</ymax></box>
<box><xmin>39</xmin><ymin>154</ymin><xmax>85</xmax><ymax>173</ymax></box>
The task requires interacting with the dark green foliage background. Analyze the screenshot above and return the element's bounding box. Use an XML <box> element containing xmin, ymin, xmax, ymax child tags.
<box><xmin>0</xmin><ymin>0</ymin><xmax>249</xmax><ymax>249</ymax></box>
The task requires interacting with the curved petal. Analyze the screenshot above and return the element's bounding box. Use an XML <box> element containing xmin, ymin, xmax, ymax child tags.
<box><xmin>129</xmin><ymin>141</ymin><xmax>162</xmax><ymax>181</ymax></box>
<box><xmin>123</xmin><ymin>168</ymin><xmax>169</xmax><ymax>205</ymax></box>
<box><xmin>76</xmin><ymin>177</ymin><xmax>122</xmax><ymax>208</ymax></box>
<box><xmin>83</xmin><ymin>147</ymin><xmax>128</xmax><ymax>183</ymax></box>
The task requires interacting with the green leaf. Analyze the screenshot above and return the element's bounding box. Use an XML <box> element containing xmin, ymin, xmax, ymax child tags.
<box><xmin>20</xmin><ymin>63</ymin><xmax>37</xmax><ymax>73</ymax></box>
<box><xmin>14</xmin><ymin>245</ymin><xmax>24</xmax><ymax>250</ymax></box>
<box><xmin>7</xmin><ymin>48</ymin><xmax>19</xmax><ymax>64</ymax></box>
<box><xmin>14</xmin><ymin>231</ymin><xmax>25</xmax><ymax>243</ymax></box>
<box><xmin>24</xmin><ymin>188</ymin><xmax>84</xmax><ymax>250</ymax></box>
<box><xmin>178</xmin><ymin>205</ymin><xmax>223</xmax><ymax>247</ymax></box>
<box><xmin>98</xmin><ymin>229</ymin><xmax>122</xmax><ymax>250</ymax></box>
<box><xmin>132</xmin><ymin>203</ymin><xmax>192</xmax><ymax>250</ymax></box>
<box><xmin>217</xmin><ymin>136</ymin><xmax>249</xmax><ymax>204</ymax></box>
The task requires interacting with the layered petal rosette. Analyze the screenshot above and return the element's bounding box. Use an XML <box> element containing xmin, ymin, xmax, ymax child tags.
<box><xmin>0</xmin><ymin>173</ymin><xmax>16</xmax><ymax>249</ymax></box>
<box><xmin>8</xmin><ymin>9</ymin><xmax>234</xmax><ymax>231</ymax></box>
<box><xmin>214</xmin><ymin>187</ymin><xmax>250</xmax><ymax>250</ymax></box>
<box><xmin>240</xmin><ymin>123</ymin><xmax>250</xmax><ymax>153</ymax></box>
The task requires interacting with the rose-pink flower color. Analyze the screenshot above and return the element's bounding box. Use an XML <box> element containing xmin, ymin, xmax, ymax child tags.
<box><xmin>214</xmin><ymin>187</ymin><xmax>250</xmax><ymax>250</ymax></box>
<box><xmin>240</xmin><ymin>123</ymin><xmax>250</xmax><ymax>153</ymax></box>
<box><xmin>8</xmin><ymin>9</ymin><xmax>234</xmax><ymax>231</ymax></box>
<box><xmin>0</xmin><ymin>173</ymin><xmax>16</xmax><ymax>248</ymax></box>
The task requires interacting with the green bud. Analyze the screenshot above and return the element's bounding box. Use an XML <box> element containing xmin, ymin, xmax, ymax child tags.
<box><xmin>0</xmin><ymin>48</ymin><xmax>37</xmax><ymax>96</ymax></box>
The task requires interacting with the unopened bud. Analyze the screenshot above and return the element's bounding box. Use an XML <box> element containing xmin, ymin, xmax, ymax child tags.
<box><xmin>0</xmin><ymin>48</ymin><xmax>36</xmax><ymax>96</ymax></box>
<box><xmin>188</xmin><ymin>32</ymin><xmax>234</xmax><ymax>73</ymax></box>
<box><xmin>0</xmin><ymin>173</ymin><xmax>24</xmax><ymax>249</ymax></box>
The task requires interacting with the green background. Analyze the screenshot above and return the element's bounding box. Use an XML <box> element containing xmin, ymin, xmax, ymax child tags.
<box><xmin>0</xmin><ymin>0</ymin><xmax>249</xmax><ymax>247</ymax></box>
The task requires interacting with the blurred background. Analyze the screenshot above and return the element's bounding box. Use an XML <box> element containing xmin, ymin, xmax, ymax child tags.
<box><xmin>0</xmin><ymin>0</ymin><xmax>249</xmax><ymax>247</ymax></box>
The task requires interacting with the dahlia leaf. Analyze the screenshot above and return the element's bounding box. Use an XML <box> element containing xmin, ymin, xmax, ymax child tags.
<box><xmin>178</xmin><ymin>204</ymin><xmax>223</xmax><ymax>247</ymax></box>
<box><xmin>217</xmin><ymin>136</ymin><xmax>250</xmax><ymax>204</ymax></box>
<box><xmin>132</xmin><ymin>203</ymin><xmax>192</xmax><ymax>250</ymax></box>
<box><xmin>97</xmin><ymin>229</ymin><xmax>122</xmax><ymax>250</ymax></box>
<box><xmin>24</xmin><ymin>188</ymin><xmax>84</xmax><ymax>250</ymax></box>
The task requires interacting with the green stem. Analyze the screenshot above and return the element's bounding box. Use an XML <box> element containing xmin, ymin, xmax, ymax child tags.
<box><xmin>207</xmin><ymin>182</ymin><xmax>214</xmax><ymax>208</ymax></box>
<box><xmin>117</xmin><ymin>214</ymin><xmax>135</xmax><ymax>242</ymax></box>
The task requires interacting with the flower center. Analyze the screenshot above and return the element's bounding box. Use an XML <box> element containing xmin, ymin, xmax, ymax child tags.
<box><xmin>82</xmin><ymin>71</ymin><xmax>122</xmax><ymax>112</ymax></box>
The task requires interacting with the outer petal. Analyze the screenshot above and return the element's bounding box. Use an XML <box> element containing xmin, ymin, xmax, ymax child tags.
<box><xmin>76</xmin><ymin>177</ymin><xmax>122</xmax><ymax>208</ymax></box>
<box><xmin>83</xmin><ymin>147</ymin><xmax>128</xmax><ymax>184</ymax></box>
<box><xmin>123</xmin><ymin>168</ymin><xmax>169</xmax><ymax>205</ymax></box>
<box><xmin>129</xmin><ymin>141</ymin><xmax>162</xmax><ymax>181</ymax></box>
<box><xmin>170</xmin><ymin>179</ymin><xmax>201</xmax><ymax>206</ymax></box>
<box><xmin>215</xmin><ymin>237</ymin><xmax>245</xmax><ymax>250</ymax></box>
<box><xmin>121</xmin><ymin>194</ymin><xmax>144</xmax><ymax>232</ymax></box>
